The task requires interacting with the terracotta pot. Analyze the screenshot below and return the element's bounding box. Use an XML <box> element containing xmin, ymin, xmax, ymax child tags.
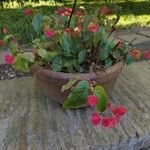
<box><xmin>32</xmin><ymin>62</ymin><xmax>123</xmax><ymax>104</ymax></box>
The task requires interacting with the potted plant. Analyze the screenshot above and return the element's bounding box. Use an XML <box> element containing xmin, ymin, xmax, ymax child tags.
<box><xmin>2</xmin><ymin>1</ymin><xmax>143</xmax><ymax>127</ymax></box>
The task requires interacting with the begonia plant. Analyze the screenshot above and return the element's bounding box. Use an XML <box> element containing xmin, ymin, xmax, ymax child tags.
<box><xmin>1</xmin><ymin>1</ymin><xmax>148</xmax><ymax>128</ymax></box>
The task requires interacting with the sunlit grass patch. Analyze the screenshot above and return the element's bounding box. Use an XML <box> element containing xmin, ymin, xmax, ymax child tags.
<box><xmin>117</xmin><ymin>14</ymin><xmax>150</xmax><ymax>28</ymax></box>
<box><xmin>0</xmin><ymin>0</ymin><xmax>149</xmax><ymax>43</ymax></box>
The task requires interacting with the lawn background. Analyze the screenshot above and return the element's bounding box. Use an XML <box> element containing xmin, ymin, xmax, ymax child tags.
<box><xmin>0</xmin><ymin>0</ymin><xmax>150</xmax><ymax>44</ymax></box>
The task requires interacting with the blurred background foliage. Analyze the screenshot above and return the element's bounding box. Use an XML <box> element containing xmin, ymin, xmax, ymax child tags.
<box><xmin>0</xmin><ymin>0</ymin><xmax>150</xmax><ymax>44</ymax></box>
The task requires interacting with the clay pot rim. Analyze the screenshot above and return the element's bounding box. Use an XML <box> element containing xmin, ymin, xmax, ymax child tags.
<box><xmin>32</xmin><ymin>61</ymin><xmax>124</xmax><ymax>81</ymax></box>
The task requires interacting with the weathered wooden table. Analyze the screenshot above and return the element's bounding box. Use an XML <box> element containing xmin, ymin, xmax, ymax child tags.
<box><xmin>0</xmin><ymin>61</ymin><xmax>150</xmax><ymax>150</ymax></box>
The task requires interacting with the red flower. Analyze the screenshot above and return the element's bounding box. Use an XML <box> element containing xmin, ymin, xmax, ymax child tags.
<box><xmin>101</xmin><ymin>116</ymin><xmax>118</xmax><ymax>128</ymax></box>
<box><xmin>99</xmin><ymin>6</ymin><xmax>113</xmax><ymax>16</ymax></box>
<box><xmin>0</xmin><ymin>40</ymin><xmax>4</xmax><ymax>46</ymax></box>
<box><xmin>65</xmin><ymin>27</ymin><xmax>78</xmax><ymax>39</ymax></box>
<box><xmin>88</xmin><ymin>23</ymin><xmax>100</xmax><ymax>33</ymax></box>
<box><xmin>87</xmin><ymin>95</ymin><xmax>98</xmax><ymax>107</ymax></box>
<box><xmin>143</xmin><ymin>51</ymin><xmax>150</xmax><ymax>60</ymax></box>
<box><xmin>64</xmin><ymin>7</ymin><xmax>73</xmax><ymax>16</ymax></box>
<box><xmin>117</xmin><ymin>41</ymin><xmax>124</xmax><ymax>48</ymax></box>
<box><xmin>108</xmin><ymin>115</ymin><xmax>118</xmax><ymax>128</ymax></box>
<box><xmin>55</xmin><ymin>8</ymin><xmax>66</xmax><ymax>16</ymax></box>
<box><xmin>65</xmin><ymin>7</ymin><xmax>73</xmax><ymax>12</ymax></box>
<box><xmin>65</xmin><ymin>27</ymin><xmax>72</xmax><ymax>37</ymax></box>
<box><xmin>91</xmin><ymin>113</ymin><xmax>101</xmax><ymax>126</ymax></box>
<box><xmin>23</xmin><ymin>9</ymin><xmax>34</xmax><ymax>15</ymax></box>
<box><xmin>112</xmin><ymin>106</ymin><xmax>127</xmax><ymax>118</ymax></box>
<box><xmin>4</xmin><ymin>55</ymin><xmax>14</xmax><ymax>64</ymax></box>
<box><xmin>73</xmin><ymin>32</ymin><xmax>77</xmax><ymax>39</ymax></box>
<box><xmin>101</xmin><ymin>117</ymin><xmax>110</xmax><ymax>127</ymax></box>
<box><xmin>132</xmin><ymin>50</ymin><xmax>141</xmax><ymax>60</ymax></box>
<box><xmin>44</xmin><ymin>29</ymin><xmax>55</xmax><ymax>38</ymax></box>
<box><xmin>76</xmin><ymin>11</ymin><xmax>83</xmax><ymax>17</ymax></box>
<box><xmin>55</xmin><ymin>7</ymin><xmax>73</xmax><ymax>16</ymax></box>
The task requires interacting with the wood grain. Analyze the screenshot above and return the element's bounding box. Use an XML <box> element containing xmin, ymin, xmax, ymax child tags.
<box><xmin>0</xmin><ymin>61</ymin><xmax>150</xmax><ymax>150</ymax></box>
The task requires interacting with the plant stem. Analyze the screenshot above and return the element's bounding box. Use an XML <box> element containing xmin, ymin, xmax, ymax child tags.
<box><xmin>67</xmin><ymin>0</ymin><xmax>77</xmax><ymax>27</ymax></box>
<box><xmin>108</xmin><ymin>14</ymin><xmax>120</xmax><ymax>38</ymax></box>
<box><xmin>81</xmin><ymin>31</ymin><xmax>86</xmax><ymax>48</ymax></box>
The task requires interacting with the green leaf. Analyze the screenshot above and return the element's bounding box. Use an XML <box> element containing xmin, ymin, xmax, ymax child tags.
<box><xmin>70</xmin><ymin>16</ymin><xmax>78</xmax><ymax>29</ymax></box>
<box><xmin>37</xmin><ymin>48</ymin><xmax>48</xmax><ymax>59</ymax></box>
<box><xmin>63</xmin><ymin>80</ymin><xmax>89</xmax><ymax>108</ymax></box>
<box><xmin>51</xmin><ymin>63</ymin><xmax>62</xmax><ymax>72</ymax></box>
<box><xmin>11</xmin><ymin>43</ymin><xmax>19</xmax><ymax>55</ymax></box>
<box><xmin>63</xmin><ymin>88</ymin><xmax>88</xmax><ymax>108</ymax></box>
<box><xmin>33</xmin><ymin>39</ymin><xmax>43</xmax><ymax>49</ymax></box>
<box><xmin>47</xmin><ymin>51</ymin><xmax>58</xmax><ymax>61</ymax></box>
<box><xmin>42</xmin><ymin>15</ymin><xmax>52</xmax><ymax>25</ymax></box>
<box><xmin>94</xmin><ymin>85</ymin><xmax>107</xmax><ymax>112</ymax></box>
<box><xmin>94</xmin><ymin>27</ymin><xmax>105</xmax><ymax>46</ymax></box>
<box><xmin>112</xmin><ymin>50</ymin><xmax>121</xmax><ymax>59</ymax></box>
<box><xmin>59</xmin><ymin>33</ymin><xmax>70</xmax><ymax>53</ymax></box>
<box><xmin>99</xmin><ymin>46</ymin><xmax>110</xmax><ymax>60</ymax></box>
<box><xmin>63</xmin><ymin>61</ymin><xmax>74</xmax><ymax>72</ymax></box>
<box><xmin>121</xmin><ymin>42</ymin><xmax>130</xmax><ymax>54</ymax></box>
<box><xmin>40</xmin><ymin>35</ymin><xmax>47</xmax><ymax>42</ymax></box>
<box><xmin>76</xmin><ymin>80</ymin><xmax>89</xmax><ymax>89</ymax></box>
<box><xmin>61</xmin><ymin>77</ymin><xmax>79</xmax><ymax>92</ymax></box>
<box><xmin>51</xmin><ymin>57</ymin><xmax>62</xmax><ymax>72</ymax></box>
<box><xmin>3</xmin><ymin>35</ymin><xmax>13</xmax><ymax>43</ymax></box>
<box><xmin>32</xmin><ymin>14</ymin><xmax>43</xmax><ymax>32</ymax></box>
<box><xmin>95</xmin><ymin>85</ymin><xmax>106</xmax><ymax>95</ymax></box>
<box><xmin>126</xmin><ymin>55</ymin><xmax>134</xmax><ymax>65</ymax></box>
<box><xmin>99</xmin><ymin>39</ymin><xmax>111</xmax><ymax>61</ymax></box>
<box><xmin>12</xmin><ymin>56</ymin><xmax>30</xmax><ymax>72</ymax></box>
<box><xmin>83</xmin><ymin>30</ymin><xmax>92</xmax><ymax>42</ymax></box>
<box><xmin>78</xmin><ymin>50</ymin><xmax>86</xmax><ymax>63</ymax></box>
<box><xmin>19</xmin><ymin>52</ymin><xmax>35</xmax><ymax>63</ymax></box>
<box><xmin>105</xmin><ymin>57</ymin><xmax>113</xmax><ymax>68</ymax></box>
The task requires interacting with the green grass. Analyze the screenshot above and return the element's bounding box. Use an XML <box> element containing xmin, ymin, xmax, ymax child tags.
<box><xmin>115</xmin><ymin>0</ymin><xmax>150</xmax><ymax>28</ymax></box>
<box><xmin>79</xmin><ymin>0</ymin><xmax>150</xmax><ymax>28</ymax></box>
<box><xmin>0</xmin><ymin>0</ymin><xmax>149</xmax><ymax>44</ymax></box>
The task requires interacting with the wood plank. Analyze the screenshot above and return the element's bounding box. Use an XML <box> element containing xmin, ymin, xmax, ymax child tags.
<box><xmin>0</xmin><ymin>61</ymin><xmax>150</xmax><ymax>150</ymax></box>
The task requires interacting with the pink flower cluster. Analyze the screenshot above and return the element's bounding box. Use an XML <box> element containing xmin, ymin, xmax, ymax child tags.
<box><xmin>132</xmin><ymin>50</ymin><xmax>141</xmax><ymax>60</ymax></box>
<box><xmin>65</xmin><ymin>25</ymin><xmax>82</xmax><ymax>39</ymax></box>
<box><xmin>128</xmin><ymin>50</ymin><xmax>150</xmax><ymax>60</ymax></box>
<box><xmin>117</xmin><ymin>41</ymin><xmax>124</xmax><ymax>48</ymax></box>
<box><xmin>88</xmin><ymin>23</ymin><xmax>100</xmax><ymax>33</ymax></box>
<box><xmin>116</xmin><ymin>42</ymin><xmax>150</xmax><ymax>60</ymax></box>
<box><xmin>23</xmin><ymin>9</ymin><xmax>34</xmax><ymax>15</ymax></box>
<box><xmin>48</xmin><ymin>6</ymin><xmax>114</xmax><ymax>38</ymax></box>
<box><xmin>143</xmin><ymin>51</ymin><xmax>150</xmax><ymax>60</ymax></box>
<box><xmin>99</xmin><ymin>6</ymin><xmax>113</xmax><ymax>16</ymax></box>
<box><xmin>4</xmin><ymin>55</ymin><xmax>14</xmax><ymax>64</ymax></box>
<box><xmin>56</xmin><ymin>6</ymin><xmax>113</xmax><ymax>17</ymax></box>
<box><xmin>76</xmin><ymin>11</ymin><xmax>84</xmax><ymax>18</ymax></box>
<box><xmin>44</xmin><ymin>29</ymin><xmax>56</xmax><ymax>38</ymax></box>
<box><xmin>55</xmin><ymin>7</ymin><xmax>73</xmax><ymax>16</ymax></box>
<box><xmin>65</xmin><ymin>28</ymin><xmax>76</xmax><ymax>38</ymax></box>
<box><xmin>87</xmin><ymin>95</ymin><xmax>127</xmax><ymax>128</ymax></box>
